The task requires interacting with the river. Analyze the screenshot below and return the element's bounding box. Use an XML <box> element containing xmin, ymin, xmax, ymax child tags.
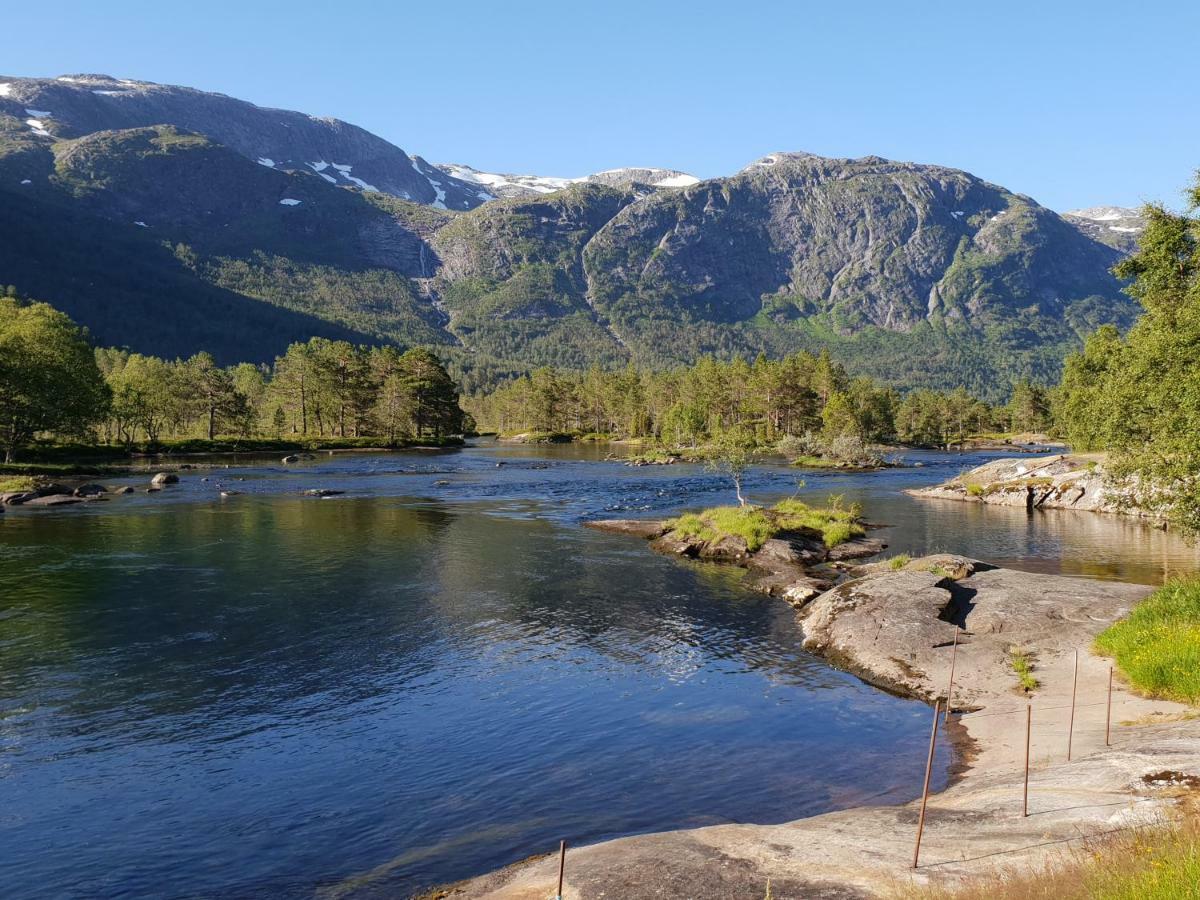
<box><xmin>1</xmin><ymin>442</ymin><xmax>1194</xmax><ymax>898</ymax></box>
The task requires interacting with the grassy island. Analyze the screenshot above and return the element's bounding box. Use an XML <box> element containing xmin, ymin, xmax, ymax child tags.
<box><xmin>668</xmin><ymin>498</ymin><xmax>865</xmax><ymax>551</ymax></box>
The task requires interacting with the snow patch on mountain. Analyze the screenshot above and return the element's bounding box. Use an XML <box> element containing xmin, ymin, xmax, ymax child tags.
<box><xmin>332</xmin><ymin>162</ymin><xmax>379</xmax><ymax>193</ymax></box>
<box><xmin>279</xmin><ymin>198</ymin><xmax>302</xmax><ymax>206</ymax></box>
<box><xmin>410</xmin><ymin>158</ymin><xmax>452</xmax><ymax>208</ymax></box>
<box><xmin>0</xmin><ymin>83</ymin><xmax>12</xmax><ymax>97</ymax></box>
<box><xmin>438</xmin><ymin>163</ymin><xmax>699</xmax><ymax>200</ymax></box>
<box><xmin>1064</xmin><ymin>206</ymin><xmax>1140</xmax><ymax>222</ymax></box>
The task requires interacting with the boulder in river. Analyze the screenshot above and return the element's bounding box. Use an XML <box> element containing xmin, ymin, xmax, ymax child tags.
<box><xmin>281</xmin><ymin>455</ymin><xmax>300</xmax><ymax>464</ymax></box>
<box><xmin>73</xmin><ymin>484</ymin><xmax>107</xmax><ymax>497</ymax></box>
<box><xmin>23</xmin><ymin>494</ymin><xmax>83</xmax><ymax>507</ymax></box>
<box><xmin>113</xmin><ymin>486</ymin><xmax>135</xmax><ymax>495</ymax></box>
<box><xmin>585</xmin><ymin>519</ymin><xmax>670</xmax><ymax>540</ymax></box>
<box><xmin>150</xmin><ymin>472</ymin><xmax>178</xmax><ymax>486</ymax></box>
<box><xmin>1</xmin><ymin>491</ymin><xmax>39</xmax><ymax>505</ymax></box>
<box><xmin>302</xmin><ymin>489</ymin><xmax>344</xmax><ymax>497</ymax></box>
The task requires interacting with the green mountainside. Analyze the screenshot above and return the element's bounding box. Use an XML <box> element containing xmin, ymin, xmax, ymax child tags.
<box><xmin>0</xmin><ymin>85</ymin><xmax>1137</xmax><ymax>399</ymax></box>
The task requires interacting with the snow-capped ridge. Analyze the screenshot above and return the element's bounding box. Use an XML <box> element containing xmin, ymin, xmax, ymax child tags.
<box><xmin>435</xmin><ymin>163</ymin><xmax>700</xmax><ymax>200</ymax></box>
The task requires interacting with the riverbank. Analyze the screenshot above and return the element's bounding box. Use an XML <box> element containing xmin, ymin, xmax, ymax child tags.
<box><xmin>907</xmin><ymin>453</ymin><xmax>1162</xmax><ymax>522</ymax></box>
<box><xmin>432</xmin><ymin>557</ymin><xmax>1200</xmax><ymax>899</ymax></box>
<box><xmin>0</xmin><ymin>437</ymin><xmax>464</xmax><ymax>478</ymax></box>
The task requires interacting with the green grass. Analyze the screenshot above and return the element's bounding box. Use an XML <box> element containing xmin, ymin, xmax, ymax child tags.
<box><xmin>900</xmin><ymin>814</ymin><xmax>1200</xmax><ymax>899</ymax></box>
<box><xmin>671</xmin><ymin>506</ymin><xmax>775</xmax><ymax>551</ymax></box>
<box><xmin>888</xmin><ymin>553</ymin><xmax>912</xmax><ymax>570</ymax></box>
<box><xmin>668</xmin><ymin>498</ymin><xmax>865</xmax><ymax>552</ymax></box>
<box><xmin>0</xmin><ymin>475</ymin><xmax>36</xmax><ymax>493</ymax></box>
<box><xmin>1095</xmin><ymin>579</ymin><xmax>1200</xmax><ymax>704</ymax></box>
<box><xmin>789</xmin><ymin>454</ymin><xmax>845</xmax><ymax>469</ymax></box>
<box><xmin>772</xmin><ymin>497</ymin><xmax>865</xmax><ymax>548</ymax></box>
<box><xmin>965</xmin><ymin>482</ymin><xmax>985</xmax><ymax>497</ymax></box>
<box><xmin>1009</xmin><ymin>647</ymin><xmax>1040</xmax><ymax>693</ymax></box>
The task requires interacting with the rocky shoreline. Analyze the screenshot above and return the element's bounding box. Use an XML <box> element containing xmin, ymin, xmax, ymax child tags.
<box><xmin>585</xmin><ymin>517</ymin><xmax>886</xmax><ymax>607</ymax></box>
<box><xmin>908</xmin><ymin>453</ymin><xmax>1161</xmax><ymax>522</ymax></box>
<box><xmin>424</xmin><ymin>543</ymin><xmax>1200</xmax><ymax>899</ymax></box>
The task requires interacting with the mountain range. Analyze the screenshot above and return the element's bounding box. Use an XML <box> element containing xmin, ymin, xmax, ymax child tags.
<box><xmin>0</xmin><ymin>73</ymin><xmax>1145</xmax><ymax>397</ymax></box>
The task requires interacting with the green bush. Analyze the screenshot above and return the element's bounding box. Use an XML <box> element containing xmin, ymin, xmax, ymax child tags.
<box><xmin>1096</xmin><ymin>579</ymin><xmax>1200</xmax><ymax>704</ymax></box>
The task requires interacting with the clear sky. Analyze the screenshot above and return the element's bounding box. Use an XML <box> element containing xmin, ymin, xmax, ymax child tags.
<box><xmin>4</xmin><ymin>0</ymin><xmax>1196</xmax><ymax>211</ymax></box>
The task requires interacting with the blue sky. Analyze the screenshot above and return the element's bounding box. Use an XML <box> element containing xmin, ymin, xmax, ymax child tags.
<box><xmin>4</xmin><ymin>0</ymin><xmax>1196</xmax><ymax>211</ymax></box>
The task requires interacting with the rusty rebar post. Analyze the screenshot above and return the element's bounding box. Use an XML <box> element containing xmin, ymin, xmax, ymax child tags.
<box><xmin>945</xmin><ymin>626</ymin><xmax>959</xmax><ymax>715</ymax></box>
<box><xmin>1067</xmin><ymin>649</ymin><xmax>1079</xmax><ymax>761</ymax></box>
<box><xmin>555</xmin><ymin>839</ymin><xmax>566</xmax><ymax>900</ymax></box>
<box><xmin>1105</xmin><ymin>665</ymin><xmax>1113</xmax><ymax>747</ymax></box>
<box><xmin>1023</xmin><ymin>703</ymin><xmax>1031</xmax><ymax>817</ymax></box>
<box><xmin>911</xmin><ymin>699</ymin><xmax>941</xmax><ymax>869</ymax></box>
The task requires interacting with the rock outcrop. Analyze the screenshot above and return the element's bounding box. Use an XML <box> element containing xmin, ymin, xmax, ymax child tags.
<box><xmin>909</xmin><ymin>454</ymin><xmax>1156</xmax><ymax>520</ymax></box>
<box><xmin>586</xmin><ymin>518</ymin><xmax>885</xmax><ymax>606</ymax></box>
<box><xmin>799</xmin><ymin>557</ymin><xmax>1148</xmax><ymax>709</ymax></box>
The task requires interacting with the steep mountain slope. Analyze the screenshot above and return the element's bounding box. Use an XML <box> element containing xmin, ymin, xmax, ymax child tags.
<box><xmin>0</xmin><ymin>114</ymin><xmax>460</xmax><ymax>362</ymax></box>
<box><xmin>0</xmin><ymin>73</ymin><xmax>486</xmax><ymax>209</ymax></box>
<box><xmin>0</xmin><ymin>71</ymin><xmax>1138</xmax><ymax>397</ymax></box>
<box><xmin>1062</xmin><ymin>206</ymin><xmax>1146</xmax><ymax>253</ymax></box>
<box><xmin>428</xmin><ymin>153</ymin><xmax>1134</xmax><ymax>397</ymax></box>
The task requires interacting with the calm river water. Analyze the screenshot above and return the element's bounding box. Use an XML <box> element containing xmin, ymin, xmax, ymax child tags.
<box><xmin>1</xmin><ymin>442</ymin><xmax>1195</xmax><ymax>898</ymax></box>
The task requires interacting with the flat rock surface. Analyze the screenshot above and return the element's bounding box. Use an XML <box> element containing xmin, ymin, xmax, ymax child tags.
<box><xmin>908</xmin><ymin>453</ymin><xmax>1153</xmax><ymax>519</ymax></box>
<box><xmin>436</xmin><ymin>560</ymin><xmax>1199</xmax><ymax>899</ymax></box>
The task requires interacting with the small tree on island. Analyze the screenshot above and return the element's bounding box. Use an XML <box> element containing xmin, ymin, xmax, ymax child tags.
<box><xmin>705</xmin><ymin>427</ymin><xmax>755</xmax><ymax>507</ymax></box>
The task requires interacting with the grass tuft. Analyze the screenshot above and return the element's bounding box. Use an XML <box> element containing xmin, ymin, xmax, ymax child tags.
<box><xmin>1095</xmin><ymin>578</ymin><xmax>1200</xmax><ymax>704</ymax></box>
<box><xmin>888</xmin><ymin>553</ymin><xmax>912</xmax><ymax>570</ymax></box>
<box><xmin>1009</xmin><ymin>647</ymin><xmax>1039</xmax><ymax>693</ymax></box>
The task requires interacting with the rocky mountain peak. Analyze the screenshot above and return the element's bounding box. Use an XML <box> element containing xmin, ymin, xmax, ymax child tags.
<box><xmin>0</xmin><ymin>73</ymin><xmax>489</xmax><ymax>210</ymax></box>
<box><xmin>1061</xmin><ymin>205</ymin><xmax>1146</xmax><ymax>253</ymax></box>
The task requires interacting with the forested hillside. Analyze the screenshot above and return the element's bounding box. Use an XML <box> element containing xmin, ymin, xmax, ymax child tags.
<box><xmin>0</xmin><ymin>75</ymin><xmax>1140</xmax><ymax>399</ymax></box>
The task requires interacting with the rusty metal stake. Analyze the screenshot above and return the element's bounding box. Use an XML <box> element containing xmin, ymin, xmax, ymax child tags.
<box><xmin>912</xmin><ymin>699</ymin><xmax>941</xmax><ymax>869</ymax></box>
<box><xmin>1023</xmin><ymin>703</ymin><xmax>1031</xmax><ymax>817</ymax></box>
<box><xmin>555</xmin><ymin>839</ymin><xmax>566</xmax><ymax>900</ymax></box>
<box><xmin>1067</xmin><ymin>649</ymin><xmax>1079</xmax><ymax>761</ymax></box>
<box><xmin>945</xmin><ymin>625</ymin><xmax>960</xmax><ymax>715</ymax></box>
<box><xmin>1106</xmin><ymin>665</ymin><xmax>1113</xmax><ymax>747</ymax></box>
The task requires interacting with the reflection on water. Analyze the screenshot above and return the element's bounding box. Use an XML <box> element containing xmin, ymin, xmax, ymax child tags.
<box><xmin>0</xmin><ymin>443</ymin><xmax>1195</xmax><ymax>899</ymax></box>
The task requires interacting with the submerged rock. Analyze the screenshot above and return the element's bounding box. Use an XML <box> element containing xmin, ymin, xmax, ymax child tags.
<box><xmin>73</xmin><ymin>483</ymin><xmax>107</xmax><ymax>497</ymax></box>
<box><xmin>1</xmin><ymin>491</ymin><xmax>38</xmax><ymax>505</ymax></box>
<box><xmin>303</xmin><ymin>488</ymin><xmax>344</xmax><ymax>497</ymax></box>
<box><xmin>585</xmin><ymin>519</ymin><xmax>670</xmax><ymax>540</ymax></box>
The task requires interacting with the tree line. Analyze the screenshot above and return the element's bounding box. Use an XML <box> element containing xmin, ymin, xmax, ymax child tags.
<box><xmin>1054</xmin><ymin>170</ymin><xmax>1200</xmax><ymax>533</ymax></box>
<box><xmin>463</xmin><ymin>351</ymin><xmax>1052</xmax><ymax>451</ymax></box>
<box><xmin>0</xmin><ymin>297</ymin><xmax>467</xmax><ymax>462</ymax></box>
